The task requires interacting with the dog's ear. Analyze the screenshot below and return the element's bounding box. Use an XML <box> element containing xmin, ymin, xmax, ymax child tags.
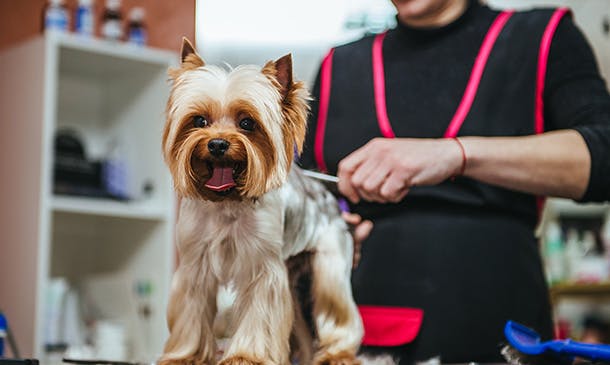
<box><xmin>180</xmin><ymin>37</ymin><xmax>205</xmax><ymax>68</ymax></box>
<box><xmin>262</xmin><ymin>54</ymin><xmax>293</xmax><ymax>99</ymax></box>
<box><xmin>169</xmin><ymin>37</ymin><xmax>205</xmax><ymax>80</ymax></box>
<box><xmin>263</xmin><ymin>54</ymin><xmax>310</xmax><ymax>160</ymax></box>
<box><xmin>273</xmin><ymin>54</ymin><xmax>293</xmax><ymax>98</ymax></box>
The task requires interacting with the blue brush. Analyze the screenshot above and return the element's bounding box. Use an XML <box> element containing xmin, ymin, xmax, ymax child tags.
<box><xmin>504</xmin><ymin>321</ymin><xmax>610</xmax><ymax>362</ymax></box>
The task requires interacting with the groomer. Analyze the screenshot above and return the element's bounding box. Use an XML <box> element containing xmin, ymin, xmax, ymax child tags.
<box><xmin>299</xmin><ymin>0</ymin><xmax>610</xmax><ymax>363</ymax></box>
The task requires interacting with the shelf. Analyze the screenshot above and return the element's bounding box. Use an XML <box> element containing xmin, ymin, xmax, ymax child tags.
<box><xmin>0</xmin><ymin>32</ymin><xmax>175</xmax><ymax>359</ymax></box>
<box><xmin>545</xmin><ymin>198</ymin><xmax>610</xmax><ymax>218</ymax></box>
<box><xmin>53</xmin><ymin>32</ymin><xmax>175</xmax><ymax>83</ymax></box>
<box><xmin>550</xmin><ymin>282</ymin><xmax>610</xmax><ymax>303</ymax></box>
<box><xmin>51</xmin><ymin>195</ymin><xmax>169</xmax><ymax>220</ymax></box>
<box><xmin>50</xmin><ymin>32</ymin><xmax>175</xmax><ymax>66</ymax></box>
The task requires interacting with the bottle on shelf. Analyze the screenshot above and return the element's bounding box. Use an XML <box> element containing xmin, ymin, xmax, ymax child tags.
<box><xmin>101</xmin><ymin>0</ymin><xmax>123</xmax><ymax>41</ymax></box>
<box><xmin>0</xmin><ymin>312</ymin><xmax>6</xmax><ymax>356</ymax></box>
<box><xmin>44</xmin><ymin>0</ymin><xmax>69</xmax><ymax>34</ymax></box>
<box><xmin>102</xmin><ymin>138</ymin><xmax>130</xmax><ymax>200</ymax></box>
<box><xmin>543</xmin><ymin>220</ymin><xmax>565</xmax><ymax>285</ymax></box>
<box><xmin>127</xmin><ymin>7</ymin><xmax>148</xmax><ymax>47</ymax></box>
<box><xmin>602</xmin><ymin>213</ymin><xmax>610</xmax><ymax>279</ymax></box>
<box><xmin>564</xmin><ymin>228</ymin><xmax>583</xmax><ymax>281</ymax></box>
<box><xmin>75</xmin><ymin>0</ymin><xmax>95</xmax><ymax>37</ymax></box>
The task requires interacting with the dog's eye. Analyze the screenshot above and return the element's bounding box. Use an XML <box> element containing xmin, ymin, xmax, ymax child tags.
<box><xmin>193</xmin><ymin>115</ymin><xmax>208</xmax><ymax>128</ymax></box>
<box><xmin>239</xmin><ymin>118</ymin><xmax>256</xmax><ymax>131</ymax></box>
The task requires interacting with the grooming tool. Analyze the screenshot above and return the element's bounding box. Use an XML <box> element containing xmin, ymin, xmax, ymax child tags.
<box><xmin>302</xmin><ymin>170</ymin><xmax>340</xmax><ymax>195</ymax></box>
<box><xmin>301</xmin><ymin>170</ymin><xmax>339</xmax><ymax>184</ymax></box>
<box><xmin>301</xmin><ymin>170</ymin><xmax>352</xmax><ymax>214</ymax></box>
<box><xmin>504</xmin><ymin>321</ymin><xmax>610</xmax><ymax>362</ymax></box>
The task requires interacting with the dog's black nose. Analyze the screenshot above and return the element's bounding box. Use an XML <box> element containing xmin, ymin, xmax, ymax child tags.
<box><xmin>208</xmin><ymin>138</ymin><xmax>230</xmax><ymax>157</ymax></box>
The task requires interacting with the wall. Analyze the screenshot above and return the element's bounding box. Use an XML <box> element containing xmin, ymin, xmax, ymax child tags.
<box><xmin>0</xmin><ymin>0</ymin><xmax>196</xmax><ymax>52</ymax></box>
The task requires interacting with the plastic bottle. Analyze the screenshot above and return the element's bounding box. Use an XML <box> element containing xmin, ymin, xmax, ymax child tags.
<box><xmin>602</xmin><ymin>213</ymin><xmax>610</xmax><ymax>279</ymax></box>
<box><xmin>0</xmin><ymin>312</ymin><xmax>6</xmax><ymax>356</ymax></box>
<box><xmin>102</xmin><ymin>0</ymin><xmax>123</xmax><ymax>41</ymax></box>
<box><xmin>127</xmin><ymin>7</ymin><xmax>148</xmax><ymax>46</ymax></box>
<box><xmin>75</xmin><ymin>0</ymin><xmax>94</xmax><ymax>37</ymax></box>
<box><xmin>577</xmin><ymin>230</ymin><xmax>607</xmax><ymax>282</ymax></box>
<box><xmin>563</xmin><ymin>228</ymin><xmax>582</xmax><ymax>281</ymax></box>
<box><xmin>581</xmin><ymin>230</ymin><xmax>597</xmax><ymax>256</ymax></box>
<box><xmin>44</xmin><ymin>0</ymin><xmax>69</xmax><ymax>33</ymax></box>
<box><xmin>102</xmin><ymin>139</ymin><xmax>130</xmax><ymax>200</ymax></box>
<box><xmin>543</xmin><ymin>220</ymin><xmax>565</xmax><ymax>285</ymax></box>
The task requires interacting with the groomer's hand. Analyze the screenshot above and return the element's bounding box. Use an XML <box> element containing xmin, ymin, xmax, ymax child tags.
<box><xmin>337</xmin><ymin>138</ymin><xmax>464</xmax><ymax>203</ymax></box>
<box><xmin>342</xmin><ymin>212</ymin><xmax>373</xmax><ymax>268</ymax></box>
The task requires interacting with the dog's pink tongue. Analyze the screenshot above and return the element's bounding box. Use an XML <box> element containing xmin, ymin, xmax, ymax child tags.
<box><xmin>205</xmin><ymin>166</ymin><xmax>236</xmax><ymax>191</ymax></box>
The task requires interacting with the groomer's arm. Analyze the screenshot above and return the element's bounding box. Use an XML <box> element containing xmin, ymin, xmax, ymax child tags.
<box><xmin>460</xmin><ymin>131</ymin><xmax>589</xmax><ymax>199</ymax></box>
<box><xmin>337</xmin><ymin>131</ymin><xmax>590</xmax><ymax>204</ymax></box>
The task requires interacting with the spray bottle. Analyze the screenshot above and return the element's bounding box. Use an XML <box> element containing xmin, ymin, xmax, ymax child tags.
<box><xmin>127</xmin><ymin>7</ymin><xmax>148</xmax><ymax>46</ymax></box>
<box><xmin>102</xmin><ymin>0</ymin><xmax>123</xmax><ymax>41</ymax></box>
<box><xmin>44</xmin><ymin>0</ymin><xmax>69</xmax><ymax>33</ymax></box>
<box><xmin>543</xmin><ymin>220</ymin><xmax>565</xmax><ymax>285</ymax></box>
<box><xmin>75</xmin><ymin>0</ymin><xmax>94</xmax><ymax>37</ymax></box>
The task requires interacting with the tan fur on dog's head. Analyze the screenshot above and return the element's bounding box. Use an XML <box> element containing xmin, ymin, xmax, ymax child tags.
<box><xmin>163</xmin><ymin>38</ymin><xmax>310</xmax><ymax>201</ymax></box>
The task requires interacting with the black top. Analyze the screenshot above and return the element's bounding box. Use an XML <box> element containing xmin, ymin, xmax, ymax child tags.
<box><xmin>298</xmin><ymin>1</ymin><xmax>610</xmax><ymax>363</ymax></box>
<box><xmin>301</xmin><ymin>0</ymin><xmax>610</xmax><ymax>204</ymax></box>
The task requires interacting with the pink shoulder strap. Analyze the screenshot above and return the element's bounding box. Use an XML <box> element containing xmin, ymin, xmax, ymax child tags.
<box><xmin>314</xmin><ymin>49</ymin><xmax>334</xmax><ymax>173</ymax></box>
<box><xmin>370</xmin><ymin>11</ymin><xmax>515</xmax><ymax>139</ymax></box>
<box><xmin>535</xmin><ymin>7</ymin><xmax>570</xmax><ymax>216</ymax></box>
<box><xmin>372</xmin><ymin>31</ymin><xmax>395</xmax><ymax>138</ymax></box>
<box><xmin>535</xmin><ymin>7</ymin><xmax>570</xmax><ymax>134</ymax></box>
<box><xmin>443</xmin><ymin>10</ymin><xmax>514</xmax><ymax>138</ymax></box>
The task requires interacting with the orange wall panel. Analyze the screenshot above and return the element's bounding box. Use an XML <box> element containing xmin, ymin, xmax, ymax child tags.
<box><xmin>0</xmin><ymin>0</ymin><xmax>195</xmax><ymax>52</ymax></box>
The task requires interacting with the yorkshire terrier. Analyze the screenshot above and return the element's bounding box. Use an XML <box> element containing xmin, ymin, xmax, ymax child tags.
<box><xmin>159</xmin><ymin>38</ymin><xmax>364</xmax><ymax>365</ymax></box>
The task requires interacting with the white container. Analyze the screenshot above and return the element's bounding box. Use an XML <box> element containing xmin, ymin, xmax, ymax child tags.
<box><xmin>75</xmin><ymin>0</ymin><xmax>94</xmax><ymax>37</ymax></box>
<box><xmin>127</xmin><ymin>7</ymin><xmax>147</xmax><ymax>47</ymax></box>
<box><xmin>94</xmin><ymin>321</ymin><xmax>127</xmax><ymax>361</ymax></box>
<box><xmin>602</xmin><ymin>213</ymin><xmax>610</xmax><ymax>279</ymax></box>
<box><xmin>102</xmin><ymin>0</ymin><xmax>123</xmax><ymax>41</ymax></box>
<box><xmin>543</xmin><ymin>220</ymin><xmax>565</xmax><ymax>284</ymax></box>
<box><xmin>44</xmin><ymin>278</ymin><xmax>69</xmax><ymax>346</ymax></box>
<box><xmin>45</xmin><ymin>0</ymin><xmax>69</xmax><ymax>33</ymax></box>
<box><xmin>564</xmin><ymin>228</ymin><xmax>583</xmax><ymax>281</ymax></box>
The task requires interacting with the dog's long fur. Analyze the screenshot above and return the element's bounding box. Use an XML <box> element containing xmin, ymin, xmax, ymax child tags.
<box><xmin>159</xmin><ymin>38</ymin><xmax>364</xmax><ymax>365</ymax></box>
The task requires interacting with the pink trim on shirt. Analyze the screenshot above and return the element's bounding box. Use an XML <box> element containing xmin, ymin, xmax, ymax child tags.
<box><xmin>370</xmin><ymin>12</ymin><xmax>514</xmax><ymax>139</ymax></box>
<box><xmin>444</xmin><ymin>10</ymin><xmax>514</xmax><ymax>138</ymax></box>
<box><xmin>534</xmin><ymin>8</ymin><xmax>570</xmax><ymax>218</ymax></box>
<box><xmin>358</xmin><ymin>305</ymin><xmax>424</xmax><ymax>346</ymax></box>
<box><xmin>314</xmin><ymin>49</ymin><xmax>335</xmax><ymax>173</ymax></box>
<box><xmin>372</xmin><ymin>31</ymin><xmax>395</xmax><ymax>138</ymax></box>
<box><xmin>535</xmin><ymin>8</ymin><xmax>570</xmax><ymax>134</ymax></box>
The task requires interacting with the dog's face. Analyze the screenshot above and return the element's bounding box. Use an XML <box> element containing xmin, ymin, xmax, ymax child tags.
<box><xmin>163</xmin><ymin>39</ymin><xmax>310</xmax><ymax>202</ymax></box>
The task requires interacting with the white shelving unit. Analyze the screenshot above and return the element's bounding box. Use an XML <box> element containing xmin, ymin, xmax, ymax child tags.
<box><xmin>0</xmin><ymin>33</ymin><xmax>177</xmax><ymax>362</ymax></box>
<box><xmin>544</xmin><ymin>198</ymin><xmax>610</xmax><ymax>219</ymax></box>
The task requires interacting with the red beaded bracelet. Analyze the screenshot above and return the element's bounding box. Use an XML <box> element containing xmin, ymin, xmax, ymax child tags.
<box><xmin>452</xmin><ymin>137</ymin><xmax>467</xmax><ymax>180</ymax></box>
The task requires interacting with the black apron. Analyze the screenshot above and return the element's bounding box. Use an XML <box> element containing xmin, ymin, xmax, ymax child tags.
<box><xmin>312</xmin><ymin>8</ymin><xmax>570</xmax><ymax>364</ymax></box>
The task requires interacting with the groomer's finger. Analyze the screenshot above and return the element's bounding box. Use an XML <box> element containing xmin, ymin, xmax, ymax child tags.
<box><xmin>342</xmin><ymin>211</ymin><xmax>362</xmax><ymax>226</ymax></box>
<box><xmin>337</xmin><ymin>160</ymin><xmax>362</xmax><ymax>203</ymax></box>
<box><xmin>352</xmin><ymin>219</ymin><xmax>373</xmax><ymax>268</ymax></box>
<box><xmin>351</xmin><ymin>159</ymin><xmax>391</xmax><ymax>199</ymax></box>
<box><xmin>337</xmin><ymin>173</ymin><xmax>360</xmax><ymax>204</ymax></box>
<box><xmin>380</xmin><ymin>172</ymin><xmax>410</xmax><ymax>203</ymax></box>
<box><xmin>343</xmin><ymin>212</ymin><xmax>374</xmax><ymax>268</ymax></box>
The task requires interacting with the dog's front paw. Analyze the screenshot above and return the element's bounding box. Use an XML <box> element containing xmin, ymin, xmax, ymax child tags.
<box><xmin>218</xmin><ymin>355</ymin><xmax>263</xmax><ymax>365</ymax></box>
<box><xmin>314</xmin><ymin>351</ymin><xmax>361</xmax><ymax>365</ymax></box>
<box><xmin>158</xmin><ymin>355</ymin><xmax>208</xmax><ymax>365</ymax></box>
